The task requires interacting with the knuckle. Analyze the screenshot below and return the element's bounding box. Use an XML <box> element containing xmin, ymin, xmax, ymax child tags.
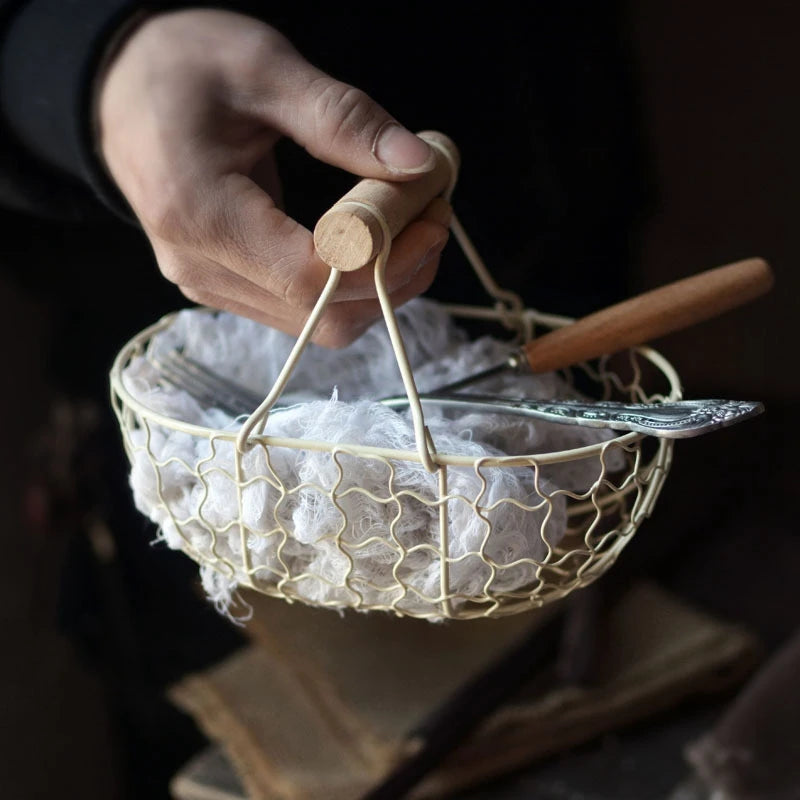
<box><xmin>254</xmin><ymin>26</ymin><xmax>294</xmax><ymax>59</ymax></box>
<box><xmin>157</xmin><ymin>253</ymin><xmax>192</xmax><ymax>286</ymax></box>
<box><xmin>280</xmin><ymin>274</ymin><xmax>318</xmax><ymax>311</ymax></box>
<box><xmin>141</xmin><ymin>203</ymin><xmax>176</xmax><ymax>241</ymax></box>
<box><xmin>311</xmin><ymin>82</ymin><xmax>382</xmax><ymax>149</ymax></box>
<box><xmin>239</xmin><ymin>27</ymin><xmax>295</xmax><ymax>84</ymax></box>
<box><xmin>177</xmin><ymin>284</ymin><xmax>212</xmax><ymax>306</ymax></box>
<box><xmin>140</xmin><ymin>187</ymin><xmax>198</xmax><ymax>246</ymax></box>
<box><xmin>275</xmin><ymin>261</ymin><xmax>326</xmax><ymax>311</ymax></box>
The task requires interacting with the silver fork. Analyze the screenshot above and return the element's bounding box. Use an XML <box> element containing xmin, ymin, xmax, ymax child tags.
<box><xmin>148</xmin><ymin>349</ymin><xmax>763</xmax><ymax>438</ymax></box>
<box><xmin>150</xmin><ymin>350</ymin><xmax>264</xmax><ymax>417</ymax></box>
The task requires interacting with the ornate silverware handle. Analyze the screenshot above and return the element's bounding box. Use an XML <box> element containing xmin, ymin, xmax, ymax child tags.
<box><xmin>380</xmin><ymin>395</ymin><xmax>765</xmax><ymax>438</ymax></box>
<box><xmin>153</xmin><ymin>350</ymin><xmax>763</xmax><ymax>438</ymax></box>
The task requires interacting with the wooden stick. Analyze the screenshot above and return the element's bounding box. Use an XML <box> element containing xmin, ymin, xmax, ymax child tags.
<box><xmin>524</xmin><ymin>258</ymin><xmax>774</xmax><ymax>373</ymax></box>
<box><xmin>313</xmin><ymin>131</ymin><xmax>459</xmax><ymax>271</ymax></box>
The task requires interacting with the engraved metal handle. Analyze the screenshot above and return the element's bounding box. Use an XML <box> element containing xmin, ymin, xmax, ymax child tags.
<box><xmin>380</xmin><ymin>395</ymin><xmax>764</xmax><ymax>438</ymax></box>
<box><xmin>151</xmin><ymin>350</ymin><xmax>763</xmax><ymax>438</ymax></box>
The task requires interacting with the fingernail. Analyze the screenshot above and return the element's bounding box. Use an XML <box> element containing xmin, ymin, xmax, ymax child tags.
<box><xmin>373</xmin><ymin>123</ymin><xmax>435</xmax><ymax>174</ymax></box>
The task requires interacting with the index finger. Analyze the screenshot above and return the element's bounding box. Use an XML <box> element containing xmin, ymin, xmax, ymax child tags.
<box><xmin>193</xmin><ymin>171</ymin><xmax>332</xmax><ymax>310</ymax></box>
<box><xmin>197</xmin><ymin>173</ymin><xmax>450</xmax><ymax>309</ymax></box>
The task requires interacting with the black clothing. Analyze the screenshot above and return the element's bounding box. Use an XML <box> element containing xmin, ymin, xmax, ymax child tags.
<box><xmin>0</xmin><ymin>0</ymin><xmax>649</xmax><ymax>312</ymax></box>
<box><xmin>0</xmin><ymin>0</ymin><xmax>135</xmax><ymax>217</ymax></box>
<box><xmin>0</xmin><ymin>1</ymin><xmax>267</xmax><ymax>219</ymax></box>
<box><xmin>0</xmin><ymin>7</ymin><xmax>650</xmax><ymax>796</ymax></box>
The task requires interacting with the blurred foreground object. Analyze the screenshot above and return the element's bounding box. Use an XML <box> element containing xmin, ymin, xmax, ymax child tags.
<box><xmin>681</xmin><ymin>628</ymin><xmax>800</xmax><ymax>800</ymax></box>
<box><xmin>168</xmin><ymin>583</ymin><xmax>758</xmax><ymax>800</ymax></box>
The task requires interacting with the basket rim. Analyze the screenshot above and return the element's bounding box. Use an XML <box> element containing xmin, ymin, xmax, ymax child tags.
<box><xmin>109</xmin><ymin>304</ymin><xmax>682</xmax><ymax>468</ymax></box>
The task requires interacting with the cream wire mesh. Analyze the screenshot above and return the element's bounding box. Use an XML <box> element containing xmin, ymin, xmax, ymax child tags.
<box><xmin>110</xmin><ymin>303</ymin><xmax>679</xmax><ymax>621</ymax></box>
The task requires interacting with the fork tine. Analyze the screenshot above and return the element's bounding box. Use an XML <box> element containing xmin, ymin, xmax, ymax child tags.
<box><xmin>173</xmin><ymin>352</ymin><xmax>265</xmax><ymax>410</ymax></box>
<box><xmin>149</xmin><ymin>352</ymin><xmax>229</xmax><ymax>413</ymax></box>
<box><xmin>149</xmin><ymin>350</ymin><xmax>263</xmax><ymax>416</ymax></box>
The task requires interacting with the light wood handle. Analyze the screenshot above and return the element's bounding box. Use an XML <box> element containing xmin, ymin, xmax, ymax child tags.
<box><xmin>524</xmin><ymin>258</ymin><xmax>774</xmax><ymax>373</ymax></box>
<box><xmin>313</xmin><ymin>131</ymin><xmax>459</xmax><ymax>271</ymax></box>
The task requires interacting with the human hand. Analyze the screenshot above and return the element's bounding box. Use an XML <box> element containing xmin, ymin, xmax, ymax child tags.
<box><xmin>96</xmin><ymin>9</ymin><xmax>450</xmax><ymax>346</ymax></box>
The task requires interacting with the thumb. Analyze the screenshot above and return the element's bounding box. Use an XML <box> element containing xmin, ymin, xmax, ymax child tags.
<box><xmin>261</xmin><ymin>48</ymin><xmax>435</xmax><ymax>178</ymax></box>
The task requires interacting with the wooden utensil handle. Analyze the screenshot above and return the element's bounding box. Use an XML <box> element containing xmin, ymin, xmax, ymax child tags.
<box><xmin>313</xmin><ymin>131</ymin><xmax>459</xmax><ymax>271</ymax></box>
<box><xmin>524</xmin><ymin>258</ymin><xmax>774</xmax><ymax>373</ymax></box>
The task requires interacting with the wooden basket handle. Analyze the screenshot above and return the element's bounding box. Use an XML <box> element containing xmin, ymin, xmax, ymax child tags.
<box><xmin>313</xmin><ymin>131</ymin><xmax>460</xmax><ymax>271</ymax></box>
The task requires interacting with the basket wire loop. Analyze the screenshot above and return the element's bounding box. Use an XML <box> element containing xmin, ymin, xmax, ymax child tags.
<box><xmin>237</xmin><ymin>132</ymin><xmax>470</xmax><ymax>471</ymax></box>
<box><xmin>370</xmin><ymin>208</ymin><xmax>440</xmax><ymax>472</ymax></box>
<box><xmin>235</xmin><ymin>138</ymin><xmax>531</xmax><ymax>470</ymax></box>
<box><xmin>449</xmin><ymin>214</ymin><xmax>526</xmax><ymax>333</ymax></box>
<box><xmin>437</xmin><ymin>465</ymin><xmax>452</xmax><ymax>618</ymax></box>
<box><xmin>236</xmin><ymin>131</ymin><xmax>532</xmax><ymax>472</ymax></box>
<box><xmin>235</xmin><ymin>268</ymin><xmax>341</xmax><ymax>451</ymax></box>
<box><xmin>427</xmin><ymin>132</ymin><xmax>526</xmax><ymax>336</ymax></box>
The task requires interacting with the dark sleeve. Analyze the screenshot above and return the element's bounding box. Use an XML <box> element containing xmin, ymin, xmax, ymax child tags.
<box><xmin>0</xmin><ymin>0</ymin><xmax>270</xmax><ymax>220</ymax></box>
<box><xmin>0</xmin><ymin>0</ymin><xmax>141</xmax><ymax>219</ymax></box>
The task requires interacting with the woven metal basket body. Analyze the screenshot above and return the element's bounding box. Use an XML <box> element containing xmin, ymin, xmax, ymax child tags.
<box><xmin>110</xmin><ymin>304</ymin><xmax>678</xmax><ymax>621</ymax></box>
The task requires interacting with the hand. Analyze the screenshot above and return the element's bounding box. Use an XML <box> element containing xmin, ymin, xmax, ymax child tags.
<box><xmin>96</xmin><ymin>9</ymin><xmax>450</xmax><ymax>346</ymax></box>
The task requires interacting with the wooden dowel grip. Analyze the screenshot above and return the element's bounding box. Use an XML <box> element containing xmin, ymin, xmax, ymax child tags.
<box><xmin>524</xmin><ymin>258</ymin><xmax>774</xmax><ymax>373</ymax></box>
<box><xmin>313</xmin><ymin>131</ymin><xmax>459</xmax><ymax>271</ymax></box>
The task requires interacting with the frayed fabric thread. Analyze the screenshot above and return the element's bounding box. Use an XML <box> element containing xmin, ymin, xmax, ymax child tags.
<box><xmin>122</xmin><ymin>300</ymin><xmax>623</xmax><ymax>618</ymax></box>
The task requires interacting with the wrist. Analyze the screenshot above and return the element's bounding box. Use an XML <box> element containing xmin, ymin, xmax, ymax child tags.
<box><xmin>90</xmin><ymin>8</ymin><xmax>152</xmax><ymax>215</ymax></box>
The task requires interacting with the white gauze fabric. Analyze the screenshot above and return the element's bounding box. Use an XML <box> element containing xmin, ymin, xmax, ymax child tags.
<box><xmin>121</xmin><ymin>299</ymin><xmax>625</xmax><ymax>617</ymax></box>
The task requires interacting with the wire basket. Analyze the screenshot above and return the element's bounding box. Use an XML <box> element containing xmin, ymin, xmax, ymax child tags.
<box><xmin>110</xmin><ymin>299</ymin><xmax>679</xmax><ymax>624</ymax></box>
<box><xmin>109</xmin><ymin>133</ymin><xmax>679</xmax><ymax>621</ymax></box>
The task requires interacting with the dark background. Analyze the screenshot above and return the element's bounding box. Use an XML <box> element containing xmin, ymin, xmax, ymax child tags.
<box><xmin>0</xmin><ymin>2</ymin><xmax>797</xmax><ymax>798</ymax></box>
